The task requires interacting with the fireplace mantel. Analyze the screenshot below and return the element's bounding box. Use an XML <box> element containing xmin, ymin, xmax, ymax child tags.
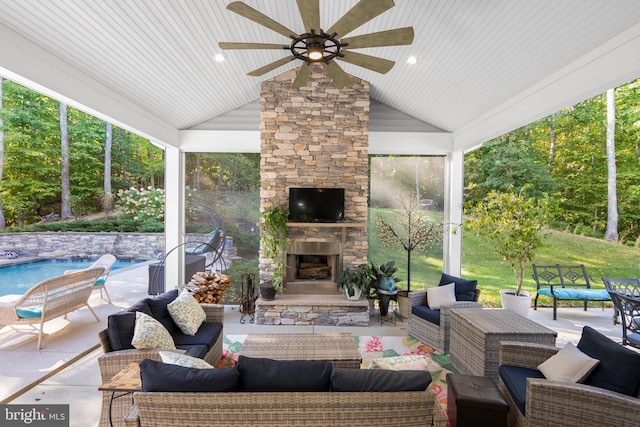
<box><xmin>287</xmin><ymin>222</ymin><xmax>367</xmax><ymax>228</ymax></box>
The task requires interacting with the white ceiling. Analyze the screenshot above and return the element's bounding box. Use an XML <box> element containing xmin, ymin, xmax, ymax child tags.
<box><xmin>1</xmin><ymin>0</ymin><xmax>640</xmax><ymax>152</ymax></box>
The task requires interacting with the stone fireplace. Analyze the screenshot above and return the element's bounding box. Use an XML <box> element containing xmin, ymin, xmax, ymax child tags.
<box><xmin>256</xmin><ymin>66</ymin><xmax>370</xmax><ymax>326</ymax></box>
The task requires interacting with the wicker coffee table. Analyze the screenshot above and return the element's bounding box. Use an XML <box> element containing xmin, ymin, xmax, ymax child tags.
<box><xmin>238</xmin><ymin>333</ymin><xmax>362</xmax><ymax>368</ymax></box>
<box><xmin>449</xmin><ymin>309</ymin><xmax>557</xmax><ymax>383</ymax></box>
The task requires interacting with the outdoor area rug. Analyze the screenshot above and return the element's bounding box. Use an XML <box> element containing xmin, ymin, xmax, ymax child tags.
<box><xmin>217</xmin><ymin>335</ymin><xmax>455</xmax><ymax>421</ymax></box>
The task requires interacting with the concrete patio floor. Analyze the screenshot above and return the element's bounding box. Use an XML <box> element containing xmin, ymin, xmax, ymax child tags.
<box><xmin>0</xmin><ymin>262</ymin><xmax>625</xmax><ymax>426</ymax></box>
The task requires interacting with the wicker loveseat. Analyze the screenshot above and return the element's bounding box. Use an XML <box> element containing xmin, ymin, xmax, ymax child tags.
<box><xmin>123</xmin><ymin>356</ymin><xmax>447</xmax><ymax>427</ymax></box>
<box><xmin>97</xmin><ymin>289</ymin><xmax>224</xmax><ymax>427</ymax></box>
<box><xmin>498</xmin><ymin>326</ymin><xmax>640</xmax><ymax>427</ymax></box>
<box><xmin>408</xmin><ymin>273</ymin><xmax>482</xmax><ymax>354</ymax></box>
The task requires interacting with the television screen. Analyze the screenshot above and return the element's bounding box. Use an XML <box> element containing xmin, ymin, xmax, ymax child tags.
<box><xmin>288</xmin><ymin>188</ymin><xmax>345</xmax><ymax>223</ymax></box>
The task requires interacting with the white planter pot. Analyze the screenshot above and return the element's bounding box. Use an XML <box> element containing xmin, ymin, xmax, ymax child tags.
<box><xmin>397</xmin><ymin>291</ymin><xmax>409</xmax><ymax>320</ymax></box>
<box><xmin>500</xmin><ymin>289</ymin><xmax>532</xmax><ymax>317</ymax></box>
<box><xmin>344</xmin><ymin>286</ymin><xmax>362</xmax><ymax>300</ymax></box>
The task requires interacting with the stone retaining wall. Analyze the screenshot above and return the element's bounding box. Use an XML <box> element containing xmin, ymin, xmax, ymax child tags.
<box><xmin>0</xmin><ymin>232</ymin><xmax>209</xmax><ymax>260</ymax></box>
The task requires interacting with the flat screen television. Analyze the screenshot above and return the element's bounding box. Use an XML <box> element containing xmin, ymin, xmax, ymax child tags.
<box><xmin>288</xmin><ymin>187</ymin><xmax>345</xmax><ymax>223</ymax></box>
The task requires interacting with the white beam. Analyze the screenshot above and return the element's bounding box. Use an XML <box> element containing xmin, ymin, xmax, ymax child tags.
<box><xmin>369</xmin><ymin>132</ymin><xmax>453</xmax><ymax>155</ymax></box>
<box><xmin>179</xmin><ymin>130</ymin><xmax>260</xmax><ymax>153</ymax></box>
<box><xmin>163</xmin><ymin>147</ymin><xmax>184</xmax><ymax>288</ymax></box>
<box><xmin>0</xmin><ymin>23</ymin><xmax>179</xmax><ymax>148</ymax></box>
<box><xmin>454</xmin><ymin>21</ymin><xmax>640</xmax><ymax>152</ymax></box>
<box><xmin>443</xmin><ymin>151</ymin><xmax>464</xmax><ymax>275</ymax></box>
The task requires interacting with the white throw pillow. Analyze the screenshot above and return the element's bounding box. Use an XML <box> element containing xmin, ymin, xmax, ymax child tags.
<box><xmin>167</xmin><ymin>290</ymin><xmax>206</xmax><ymax>336</ymax></box>
<box><xmin>538</xmin><ymin>342</ymin><xmax>599</xmax><ymax>383</ymax></box>
<box><xmin>427</xmin><ymin>283</ymin><xmax>456</xmax><ymax>309</ymax></box>
<box><xmin>159</xmin><ymin>351</ymin><xmax>214</xmax><ymax>369</ymax></box>
<box><xmin>369</xmin><ymin>355</ymin><xmax>430</xmax><ymax>371</ymax></box>
<box><xmin>131</xmin><ymin>311</ymin><xmax>176</xmax><ymax>350</ymax></box>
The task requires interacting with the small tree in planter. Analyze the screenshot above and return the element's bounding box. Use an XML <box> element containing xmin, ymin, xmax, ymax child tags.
<box><xmin>260</xmin><ymin>206</ymin><xmax>289</xmax><ymax>299</ymax></box>
<box><xmin>465</xmin><ymin>186</ymin><xmax>554</xmax><ymax>314</ymax></box>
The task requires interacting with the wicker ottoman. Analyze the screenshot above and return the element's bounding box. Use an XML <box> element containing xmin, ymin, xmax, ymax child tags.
<box><xmin>447</xmin><ymin>373</ymin><xmax>509</xmax><ymax>427</ymax></box>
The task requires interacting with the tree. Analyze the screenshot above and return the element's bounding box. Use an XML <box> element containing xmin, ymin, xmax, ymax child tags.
<box><xmin>375</xmin><ymin>195</ymin><xmax>443</xmax><ymax>292</ymax></box>
<box><xmin>466</xmin><ymin>187</ymin><xmax>554</xmax><ymax>295</ymax></box>
<box><xmin>103</xmin><ymin>122</ymin><xmax>113</xmax><ymax>210</ymax></box>
<box><xmin>605</xmin><ymin>88</ymin><xmax>619</xmax><ymax>242</ymax></box>
<box><xmin>0</xmin><ymin>76</ymin><xmax>5</xmax><ymax>229</ymax></box>
<box><xmin>59</xmin><ymin>102</ymin><xmax>72</xmax><ymax>219</ymax></box>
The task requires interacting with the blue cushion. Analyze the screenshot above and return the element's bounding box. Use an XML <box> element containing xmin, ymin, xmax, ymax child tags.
<box><xmin>237</xmin><ymin>356</ymin><xmax>332</xmax><ymax>392</ymax></box>
<box><xmin>128</xmin><ymin>299</ymin><xmax>152</xmax><ymax>317</ymax></box>
<box><xmin>139</xmin><ymin>359</ymin><xmax>238</xmax><ymax>392</ymax></box>
<box><xmin>499</xmin><ymin>365</ymin><xmax>545</xmax><ymax>414</ymax></box>
<box><xmin>16</xmin><ymin>306</ymin><xmax>42</xmax><ymax>318</ymax></box>
<box><xmin>177</xmin><ymin>344</ymin><xmax>209</xmax><ymax>359</ymax></box>
<box><xmin>173</xmin><ymin>322</ymin><xmax>223</xmax><ymax>350</ymax></box>
<box><xmin>107</xmin><ymin>311</ymin><xmax>137</xmax><ymax>351</ymax></box>
<box><xmin>439</xmin><ymin>273</ymin><xmax>477</xmax><ymax>301</ymax></box>
<box><xmin>537</xmin><ymin>288</ymin><xmax>610</xmax><ymax>300</ymax></box>
<box><xmin>577</xmin><ymin>326</ymin><xmax>640</xmax><ymax>396</ymax></box>
<box><xmin>331</xmin><ymin>368</ymin><xmax>432</xmax><ymax>392</ymax></box>
<box><xmin>411</xmin><ymin>305</ymin><xmax>440</xmax><ymax>325</ymax></box>
<box><xmin>145</xmin><ymin>289</ymin><xmax>180</xmax><ymax>335</ymax></box>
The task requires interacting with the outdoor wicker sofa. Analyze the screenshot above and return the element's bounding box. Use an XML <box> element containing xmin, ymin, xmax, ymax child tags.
<box><xmin>97</xmin><ymin>289</ymin><xmax>224</xmax><ymax>427</ymax></box>
<box><xmin>408</xmin><ymin>273</ymin><xmax>482</xmax><ymax>354</ymax></box>
<box><xmin>122</xmin><ymin>356</ymin><xmax>447</xmax><ymax>427</ymax></box>
<box><xmin>0</xmin><ymin>267</ymin><xmax>104</xmax><ymax>350</ymax></box>
<box><xmin>498</xmin><ymin>327</ymin><xmax>640</xmax><ymax>427</ymax></box>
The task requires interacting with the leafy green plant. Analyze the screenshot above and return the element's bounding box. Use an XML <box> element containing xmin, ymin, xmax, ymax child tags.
<box><xmin>465</xmin><ymin>186</ymin><xmax>555</xmax><ymax>296</ymax></box>
<box><xmin>337</xmin><ymin>264</ymin><xmax>373</xmax><ymax>298</ymax></box>
<box><xmin>370</xmin><ymin>260</ymin><xmax>402</xmax><ymax>292</ymax></box>
<box><xmin>260</xmin><ymin>206</ymin><xmax>289</xmax><ymax>291</ymax></box>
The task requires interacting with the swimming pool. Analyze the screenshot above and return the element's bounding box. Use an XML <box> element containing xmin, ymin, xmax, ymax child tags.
<box><xmin>0</xmin><ymin>258</ymin><xmax>147</xmax><ymax>296</ymax></box>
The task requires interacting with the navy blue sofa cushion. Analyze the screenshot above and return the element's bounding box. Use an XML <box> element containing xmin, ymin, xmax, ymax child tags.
<box><xmin>439</xmin><ymin>273</ymin><xmax>477</xmax><ymax>302</ymax></box>
<box><xmin>145</xmin><ymin>289</ymin><xmax>180</xmax><ymax>335</ymax></box>
<box><xmin>577</xmin><ymin>325</ymin><xmax>640</xmax><ymax>396</ymax></box>
<box><xmin>331</xmin><ymin>368</ymin><xmax>432</xmax><ymax>392</ymax></box>
<box><xmin>139</xmin><ymin>359</ymin><xmax>238</xmax><ymax>392</ymax></box>
<box><xmin>173</xmin><ymin>322</ymin><xmax>223</xmax><ymax>350</ymax></box>
<box><xmin>411</xmin><ymin>304</ymin><xmax>441</xmax><ymax>325</ymax></box>
<box><xmin>107</xmin><ymin>311</ymin><xmax>137</xmax><ymax>351</ymax></box>
<box><xmin>177</xmin><ymin>344</ymin><xmax>209</xmax><ymax>359</ymax></box>
<box><xmin>499</xmin><ymin>365</ymin><xmax>545</xmax><ymax>414</ymax></box>
<box><xmin>237</xmin><ymin>356</ymin><xmax>332</xmax><ymax>392</ymax></box>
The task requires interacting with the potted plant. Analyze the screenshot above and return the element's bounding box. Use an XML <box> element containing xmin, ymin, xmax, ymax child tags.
<box><xmin>466</xmin><ymin>186</ymin><xmax>554</xmax><ymax>316</ymax></box>
<box><xmin>337</xmin><ymin>264</ymin><xmax>372</xmax><ymax>301</ymax></box>
<box><xmin>370</xmin><ymin>261</ymin><xmax>402</xmax><ymax>316</ymax></box>
<box><xmin>259</xmin><ymin>206</ymin><xmax>289</xmax><ymax>300</ymax></box>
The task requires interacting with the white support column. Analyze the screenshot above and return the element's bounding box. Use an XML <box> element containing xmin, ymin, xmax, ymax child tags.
<box><xmin>163</xmin><ymin>146</ymin><xmax>185</xmax><ymax>289</ymax></box>
<box><xmin>443</xmin><ymin>151</ymin><xmax>464</xmax><ymax>275</ymax></box>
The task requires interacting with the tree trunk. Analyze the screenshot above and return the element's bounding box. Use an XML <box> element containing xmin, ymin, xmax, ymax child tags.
<box><xmin>59</xmin><ymin>102</ymin><xmax>72</xmax><ymax>219</ymax></box>
<box><xmin>103</xmin><ymin>122</ymin><xmax>113</xmax><ymax>210</ymax></box>
<box><xmin>0</xmin><ymin>76</ymin><xmax>5</xmax><ymax>229</ymax></box>
<box><xmin>604</xmin><ymin>88</ymin><xmax>619</xmax><ymax>242</ymax></box>
<box><xmin>547</xmin><ymin>115</ymin><xmax>557</xmax><ymax>174</ymax></box>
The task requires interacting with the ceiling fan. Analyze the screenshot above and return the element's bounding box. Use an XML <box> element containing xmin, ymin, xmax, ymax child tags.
<box><xmin>219</xmin><ymin>0</ymin><xmax>414</xmax><ymax>88</ymax></box>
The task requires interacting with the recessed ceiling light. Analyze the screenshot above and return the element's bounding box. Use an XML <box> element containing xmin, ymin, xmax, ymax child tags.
<box><xmin>214</xmin><ymin>53</ymin><xmax>226</xmax><ymax>62</ymax></box>
<box><xmin>407</xmin><ymin>56</ymin><xmax>417</xmax><ymax>65</ymax></box>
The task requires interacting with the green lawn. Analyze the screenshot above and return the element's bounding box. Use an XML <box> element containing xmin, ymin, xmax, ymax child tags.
<box><xmin>368</xmin><ymin>210</ymin><xmax>640</xmax><ymax>308</ymax></box>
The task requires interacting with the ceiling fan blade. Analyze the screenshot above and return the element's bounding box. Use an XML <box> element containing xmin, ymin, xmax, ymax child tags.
<box><xmin>247</xmin><ymin>56</ymin><xmax>295</xmax><ymax>76</ymax></box>
<box><xmin>321</xmin><ymin>61</ymin><xmax>353</xmax><ymax>88</ymax></box>
<box><xmin>296</xmin><ymin>0</ymin><xmax>320</xmax><ymax>33</ymax></box>
<box><xmin>326</xmin><ymin>0</ymin><xmax>395</xmax><ymax>38</ymax></box>
<box><xmin>292</xmin><ymin>63</ymin><xmax>313</xmax><ymax>88</ymax></box>
<box><xmin>342</xmin><ymin>27</ymin><xmax>414</xmax><ymax>49</ymax></box>
<box><xmin>338</xmin><ymin>51</ymin><xmax>395</xmax><ymax>74</ymax></box>
<box><xmin>219</xmin><ymin>42</ymin><xmax>288</xmax><ymax>50</ymax></box>
<box><xmin>227</xmin><ymin>1</ymin><xmax>298</xmax><ymax>39</ymax></box>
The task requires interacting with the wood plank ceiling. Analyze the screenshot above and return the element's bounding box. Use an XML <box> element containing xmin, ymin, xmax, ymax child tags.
<box><xmin>0</xmin><ymin>0</ymin><xmax>639</xmax><ymax>150</ymax></box>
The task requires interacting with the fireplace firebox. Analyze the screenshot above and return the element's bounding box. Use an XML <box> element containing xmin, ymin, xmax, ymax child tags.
<box><xmin>285</xmin><ymin>241</ymin><xmax>341</xmax><ymax>294</ymax></box>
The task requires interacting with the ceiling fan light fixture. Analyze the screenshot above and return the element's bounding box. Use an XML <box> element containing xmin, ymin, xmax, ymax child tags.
<box><xmin>307</xmin><ymin>43</ymin><xmax>324</xmax><ymax>61</ymax></box>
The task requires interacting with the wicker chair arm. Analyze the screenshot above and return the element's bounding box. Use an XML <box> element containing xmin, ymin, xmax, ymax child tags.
<box><xmin>408</xmin><ymin>290</ymin><xmax>427</xmax><ymax>307</ymax></box>
<box><xmin>200</xmin><ymin>303</ymin><xmax>224</xmax><ymax>323</ymax></box>
<box><xmin>499</xmin><ymin>341</ymin><xmax>559</xmax><ymax>369</ymax></box>
<box><xmin>97</xmin><ymin>348</ymin><xmax>186</xmax><ymax>382</ymax></box>
<box><xmin>124</xmin><ymin>404</ymin><xmax>140</xmax><ymax>427</ymax></box>
<box><xmin>526</xmin><ymin>378</ymin><xmax>640</xmax><ymax>426</ymax></box>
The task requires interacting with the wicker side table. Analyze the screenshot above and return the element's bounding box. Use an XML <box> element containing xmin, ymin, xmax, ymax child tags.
<box><xmin>449</xmin><ymin>309</ymin><xmax>557</xmax><ymax>383</ymax></box>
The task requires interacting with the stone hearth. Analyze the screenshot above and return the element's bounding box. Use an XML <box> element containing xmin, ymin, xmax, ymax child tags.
<box><xmin>255</xmin><ymin>294</ymin><xmax>369</xmax><ymax>326</ymax></box>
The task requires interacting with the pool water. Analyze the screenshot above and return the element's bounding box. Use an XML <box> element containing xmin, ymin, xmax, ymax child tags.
<box><xmin>0</xmin><ymin>258</ymin><xmax>146</xmax><ymax>296</ymax></box>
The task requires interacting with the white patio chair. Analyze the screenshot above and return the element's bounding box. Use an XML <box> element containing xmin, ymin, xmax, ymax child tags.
<box><xmin>65</xmin><ymin>254</ymin><xmax>116</xmax><ymax>303</ymax></box>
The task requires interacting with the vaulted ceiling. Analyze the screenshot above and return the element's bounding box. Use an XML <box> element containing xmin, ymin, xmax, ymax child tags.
<box><xmin>1</xmin><ymin>0</ymin><xmax>640</xmax><ymax>152</ymax></box>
